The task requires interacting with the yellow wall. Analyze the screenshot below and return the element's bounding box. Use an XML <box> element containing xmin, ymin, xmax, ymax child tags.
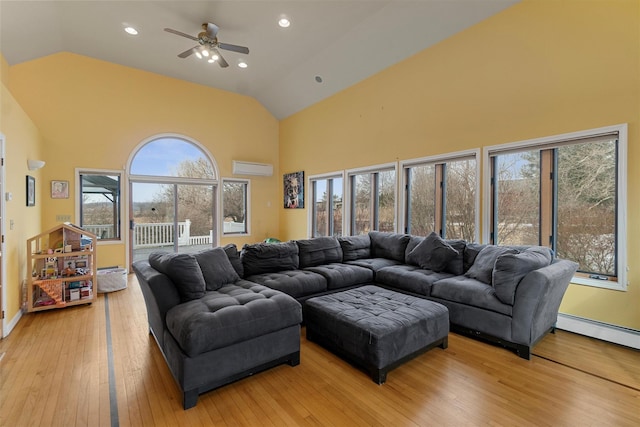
<box><xmin>280</xmin><ymin>0</ymin><xmax>640</xmax><ymax>329</ymax></box>
<box><xmin>8</xmin><ymin>53</ymin><xmax>281</xmax><ymax>270</ymax></box>
<box><xmin>0</xmin><ymin>54</ymin><xmax>45</xmax><ymax>324</ymax></box>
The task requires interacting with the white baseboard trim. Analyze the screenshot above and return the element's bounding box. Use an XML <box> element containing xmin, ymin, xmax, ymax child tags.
<box><xmin>2</xmin><ymin>309</ymin><xmax>23</xmax><ymax>338</ymax></box>
<box><xmin>556</xmin><ymin>313</ymin><xmax>640</xmax><ymax>350</ymax></box>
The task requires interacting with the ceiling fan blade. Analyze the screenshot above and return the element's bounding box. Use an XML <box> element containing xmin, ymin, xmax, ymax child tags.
<box><xmin>212</xmin><ymin>48</ymin><xmax>229</xmax><ymax>68</ymax></box>
<box><xmin>177</xmin><ymin>46</ymin><xmax>199</xmax><ymax>58</ymax></box>
<box><xmin>204</xmin><ymin>22</ymin><xmax>219</xmax><ymax>39</ymax></box>
<box><xmin>218</xmin><ymin>43</ymin><xmax>249</xmax><ymax>55</ymax></box>
<box><xmin>164</xmin><ymin>28</ymin><xmax>198</xmax><ymax>41</ymax></box>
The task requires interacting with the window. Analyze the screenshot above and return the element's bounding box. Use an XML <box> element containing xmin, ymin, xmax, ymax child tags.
<box><xmin>348</xmin><ymin>165</ymin><xmax>396</xmax><ymax>235</ymax></box>
<box><xmin>222</xmin><ymin>179</ymin><xmax>249</xmax><ymax>235</ymax></box>
<box><xmin>310</xmin><ymin>175</ymin><xmax>343</xmax><ymax>237</ymax></box>
<box><xmin>485</xmin><ymin>124</ymin><xmax>627</xmax><ymax>289</ymax></box>
<box><xmin>128</xmin><ymin>135</ymin><xmax>219</xmax><ymax>262</ymax></box>
<box><xmin>402</xmin><ymin>152</ymin><xmax>478</xmax><ymax>241</ymax></box>
<box><xmin>78</xmin><ymin>171</ymin><xmax>122</xmax><ymax>241</ymax></box>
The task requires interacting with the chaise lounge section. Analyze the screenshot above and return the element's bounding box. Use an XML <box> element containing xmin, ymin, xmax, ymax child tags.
<box><xmin>132</xmin><ymin>247</ymin><xmax>302</xmax><ymax>409</ymax></box>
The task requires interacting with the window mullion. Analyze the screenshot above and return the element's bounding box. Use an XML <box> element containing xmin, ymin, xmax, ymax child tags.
<box><xmin>540</xmin><ymin>149</ymin><xmax>554</xmax><ymax>248</ymax></box>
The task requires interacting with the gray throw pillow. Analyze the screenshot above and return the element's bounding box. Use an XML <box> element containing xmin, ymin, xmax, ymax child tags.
<box><xmin>369</xmin><ymin>231</ymin><xmax>411</xmax><ymax>262</ymax></box>
<box><xmin>492</xmin><ymin>247</ymin><xmax>553</xmax><ymax>305</ymax></box>
<box><xmin>407</xmin><ymin>232</ymin><xmax>459</xmax><ymax>272</ymax></box>
<box><xmin>464</xmin><ymin>246</ymin><xmax>518</xmax><ymax>285</ymax></box>
<box><xmin>148</xmin><ymin>252</ymin><xmax>206</xmax><ymax>302</ymax></box>
<box><xmin>194</xmin><ymin>247</ymin><xmax>241</xmax><ymax>290</ymax></box>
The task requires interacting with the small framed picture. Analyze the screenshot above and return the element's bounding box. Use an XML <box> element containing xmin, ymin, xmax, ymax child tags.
<box><xmin>26</xmin><ymin>175</ymin><xmax>36</xmax><ymax>207</ymax></box>
<box><xmin>283</xmin><ymin>171</ymin><xmax>304</xmax><ymax>209</ymax></box>
<box><xmin>51</xmin><ymin>180</ymin><xmax>69</xmax><ymax>199</ymax></box>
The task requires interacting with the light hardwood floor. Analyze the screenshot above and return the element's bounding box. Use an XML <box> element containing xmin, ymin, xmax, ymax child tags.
<box><xmin>1</xmin><ymin>275</ymin><xmax>638</xmax><ymax>426</ymax></box>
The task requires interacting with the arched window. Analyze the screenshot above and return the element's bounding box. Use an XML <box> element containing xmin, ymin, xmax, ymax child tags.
<box><xmin>129</xmin><ymin>136</ymin><xmax>218</xmax><ymax>263</ymax></box>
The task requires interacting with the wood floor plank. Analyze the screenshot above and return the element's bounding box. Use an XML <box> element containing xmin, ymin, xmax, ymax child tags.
<box><xmin>1</xmin><ymin>274</ymin><xmax>639</xmax><ymax>427</ymax></box>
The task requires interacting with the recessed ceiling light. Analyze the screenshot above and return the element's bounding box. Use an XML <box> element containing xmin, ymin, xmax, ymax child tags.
<box><xmin>124</xmin><ymin>26</ymin><xmax>138</xmax><ymax>35</ymax></box>
<box><xmin>278</xmin><ymin>17</ymin><xmax>290</xmax><ymax>28</ymax></box>
<box><xmin>238</xmin><ymin>60</ymin><xmax>248</xmax><ymax>69</ymax></box>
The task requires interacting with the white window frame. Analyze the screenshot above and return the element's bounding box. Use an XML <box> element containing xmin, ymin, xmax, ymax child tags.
<box><xmin>75</xmin><ymin>168</ymin><xmax>125</xmax><ymax>245</ymax></box>
<box><xmin>345</xmin><ymin>162</ymin><xmax>398</xmax><ymax>235</ymax></box>
<box><xmin>307</xmin><ymin>171</ymin><xmax>345</xmax><ymax>238</ymax></box>
<box><xmin>399</xmin><ymin>149</ymin><xmax>480</xmax><ymax>242</ymax></box>
<box><xmin>483</xmin><ymin>124</ymin><xmax>628</xmax><ymax>290</ymax></box>
<box><xmin>221</xmin><ymin>178</ymin><xmax>251</xmax><ymax>236</ymax></box>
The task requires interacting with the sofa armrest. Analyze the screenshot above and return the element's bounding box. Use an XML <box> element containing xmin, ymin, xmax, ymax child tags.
<box><xmin>511</xmin><ymin>259</ymin><xmax>578</xmax><ymax>345</ymax></box>
<box><xmin>132</xmin><ymin>260</ymin><xmax>181</xmax><ymax>345</ymax></box>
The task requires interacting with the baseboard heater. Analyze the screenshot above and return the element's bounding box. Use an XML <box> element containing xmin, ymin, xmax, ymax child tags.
<box><xmin>556</xmin><ymin>313</ymin><xmax>640</xmax><ymax>349</ymax></box>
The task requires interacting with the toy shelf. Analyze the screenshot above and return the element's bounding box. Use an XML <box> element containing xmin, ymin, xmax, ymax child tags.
<box><xmin>26</xmin><ymin>223</ymin><xmax>97</xmax><ymax>312</ymax></box>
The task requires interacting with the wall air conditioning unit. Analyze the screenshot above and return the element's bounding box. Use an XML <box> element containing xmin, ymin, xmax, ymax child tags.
<box><xmin>232</xmin><ymin>161</ymin><xmax>274</xmax><ymax>177</ymax></box>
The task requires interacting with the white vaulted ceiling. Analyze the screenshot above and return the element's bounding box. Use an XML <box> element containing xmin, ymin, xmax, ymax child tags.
<box><xmin>0</xmin><ymin>1</ymin><xmax>518</xmax><ymax>119</ymax></box>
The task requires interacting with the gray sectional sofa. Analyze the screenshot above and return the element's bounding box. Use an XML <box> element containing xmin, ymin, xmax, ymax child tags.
<box><xmin>132</xmin><ymin>231</ymin><xmax>577</xmax><ymax>408</ymax></box>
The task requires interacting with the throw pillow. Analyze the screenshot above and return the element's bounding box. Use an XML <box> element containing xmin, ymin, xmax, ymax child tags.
<box><xmin>194</xmin><ymin>247</ymin><xmax>241</xmax><ymax>291</ymax></box>
<box><xmin>407</xmin><ymin>232</ymin><xmax>459</xmax><ymax>272</ymax></box>
<box><xmin>492</xmin><ymin>247</ymin><xmax>553</xmax><ymax>305</ymax></box>
<box><xmin>369</xmin><ymin>231</ymin><xmax>411</xmax><ymax>262</ymax></box>
<box><xmin>464</xmin><ymin>246</ymin><xmax>518</xmax><ymax>285</ymax></box>
<box><xmin>148</xmin><ymin>252</ymin><xmax>206</xmax><ymax>302</ymax></box>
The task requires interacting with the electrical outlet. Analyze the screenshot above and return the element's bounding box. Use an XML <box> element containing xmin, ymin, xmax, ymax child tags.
<box><xmin>56</xmin><ymin>215</ymin><xmax>71</xmax><ymax>222</ymax></box>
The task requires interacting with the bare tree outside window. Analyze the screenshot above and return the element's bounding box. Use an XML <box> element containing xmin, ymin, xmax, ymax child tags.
<box><xmin>495</xmin><ymin>151</ymin><xmax>540</xmax><ymax>246</ymax></box>
<box><xmin>556</xmin><ymin>141</ymin><xmax>616</xmax><ymax>276</ymax></box>
<box><xmin>407</xmin><ymin>164</ymin><xmax>436</xmax><ymax>236</ymax></box>
<box><xmin>223</xmin><ymin>181</ymin><xmax>248</xmax><ymax>234</ymax></box>
<box><xmin>445</xmin><ymin>159</ymin><xmax>476</xmax><ymax>241</ymax></box>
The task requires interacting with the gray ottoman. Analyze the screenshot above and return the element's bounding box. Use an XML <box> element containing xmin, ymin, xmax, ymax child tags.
<box><xmin>305</xmin><ymin>285</ymin><xmax>449</xmax><ymax>383</ymax></box>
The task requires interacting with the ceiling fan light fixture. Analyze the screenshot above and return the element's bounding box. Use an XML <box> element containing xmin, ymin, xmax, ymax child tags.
<box><xmin>208</xmin><ymin>58</ymin><xmax>215</xmax><ymax>63</ymax></box>
<box><xmin>124</xmin><ymin>26</ymin><xmax>138</xmax><ymax>35</ymax></box>
<box><xmin>211</xmin><ymin>54</ymin><xmax>219</xmax><ymax>60</ymax></box>
<box><xmin>202</xmin><ymin>49</ymin><xmax>209</xmax><ymax>57</ymax></box>
<box><xmin>238</xmin><ymin>60</ymin><xmax>248</xmax><ymax>68</ymax></box>
<box><xmin>195</xmin><ymin>51</ymin><xmax>203</xmax><ymax>59</ymax></box>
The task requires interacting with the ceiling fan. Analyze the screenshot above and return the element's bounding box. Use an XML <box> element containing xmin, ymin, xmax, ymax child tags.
<box><xmin>164</xmin><ymin>22</ymin><xmax>249</xmax><ymax>68</ymax></box>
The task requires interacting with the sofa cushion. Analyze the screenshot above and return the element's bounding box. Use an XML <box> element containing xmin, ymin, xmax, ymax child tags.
<box><xmin>241</xmin><ymin>241</ymin><xmax>299</xmax><ymax>277</ymax></box>
<box><xmin>165</xmin><ymin>279</ymin><xmax>302</xmax><ymax>357</ymax></box>
<box><xmin>194</xmin><ymin>247</ymin><xmax>240</xmax><ymax>291</ymax></box>
<box><xmin>338</xmin><ymin>234</ymin><xmax>371</xmax><ymax>261</ymax></box>
<box><xmin>245</xmin><ymin>270</ymin><xmax>327</xmax><ymax>299</ymax></box>
<box><xmin>369</xmin><ymin>231</ymin><xmax>411</xmax><ymax>262</ymax></box>
<box><xmin>296</xmin><ymin>237</ymin><xmax>343</xmax><ymax>268</ymax></box>
<box><xmin>431</xmin><ymin>275</ymin><xmax>513</xmax><ymax>316</ymax></box>
<box><xmin>223</xmin><ymin>243</ymin><xmax>244</xmax><ymax>278</ymax></box>
<box><xmin>464</xmin><ymin>246</ymin><xmax>518</xmax><ymax>285</ymax></box>
<box><xmin>376</xmin><ymin>265</ymin><xmax>454</xmax><ymax>297</ymax></box>
<box><xmin>492</xmin><ymin>246</ymin><xmax>553</xmax><ymax>305</ymax></box>
<box><xmin>148</xmin><ymin>252</ymin><xmax>206</xmax><ymax>302</ymax></box>
<box><xmin>345</xmin><ymin>258</ymin><xmax>401</xmax><ymax>272</ymax></box>
<box><xmin>406</xmin><ymin>236</ymin><xmax>466</xmax><ymax>275</ymax></box>
<box><xmin>305</xmin><ymin>263</ymin><xmax>373</xmax><ymax>289</ymax></box>
<box><xmin>406</xmin><ymin>232</ymin><xmax>459</xmax><ymax>272</ymax></box>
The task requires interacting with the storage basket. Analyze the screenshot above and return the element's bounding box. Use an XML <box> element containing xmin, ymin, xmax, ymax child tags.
<box><xmin>97</xmin><ymin>268</ymin><xmax>127</xmax><ymax>293</ymax></box>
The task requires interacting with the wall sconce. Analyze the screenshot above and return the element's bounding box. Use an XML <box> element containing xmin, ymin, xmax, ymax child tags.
<box><xmin>27</xmin><ymin>159</ymin><xmax>46</xmax><ymax>170</ymax></box>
